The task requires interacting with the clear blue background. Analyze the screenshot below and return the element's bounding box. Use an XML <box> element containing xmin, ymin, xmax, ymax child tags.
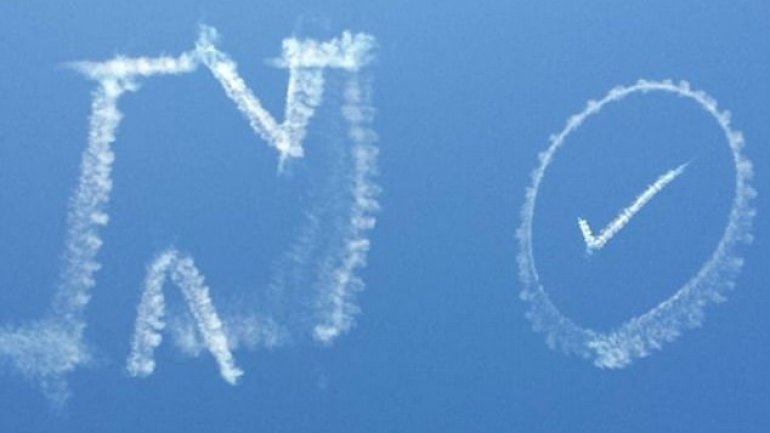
<box><xmin>1</xmin><ymin>1</ymin><xmax>769</xmax><ymax>432</ymax></box>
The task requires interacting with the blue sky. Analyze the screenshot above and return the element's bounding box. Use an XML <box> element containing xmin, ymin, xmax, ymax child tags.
<box><xmin>1</xmin><ymin>1</ymin><xmax>769</xmax><ymax>432</ymax></box>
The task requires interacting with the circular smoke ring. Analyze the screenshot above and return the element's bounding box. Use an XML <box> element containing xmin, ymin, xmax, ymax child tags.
<box><xmin>517</xmin><ymin>79</ymin><xmax>756</xmax><ymax>368</ymax></box>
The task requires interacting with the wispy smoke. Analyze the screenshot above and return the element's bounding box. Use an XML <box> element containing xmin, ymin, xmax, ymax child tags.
<box><xmin>313</xmin><ymin>76</ymin><xmax>380</xmax><ymax>344</ymax></box>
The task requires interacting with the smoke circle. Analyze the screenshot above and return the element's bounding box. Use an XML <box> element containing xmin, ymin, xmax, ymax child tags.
<box><xmin>516</xmin><ymin>79</ymin><xmax>756</xmax><ymax>368</ymax></box>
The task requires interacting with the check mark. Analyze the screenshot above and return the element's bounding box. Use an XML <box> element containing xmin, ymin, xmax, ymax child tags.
<box><xmin>578</xmin><ymin>161</ymin><xmax>690</xmax><ymax>253</ymax></box>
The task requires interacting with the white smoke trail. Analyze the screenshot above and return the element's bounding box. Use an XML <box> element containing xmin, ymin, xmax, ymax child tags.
<box><xmin>195</xmin><ymin>26</ymin><xmax>373</xmax><ymax>169</ymax></box>
<box><xmin>126</xmin><ymin>250</ymin><xmax>174</xmax><ymax>379</ymax></box>
<box><xmin>128</xmin><ymin>249</ymin><xmax>242</xmax><ymax>385</ymax></box>
<box><xmin>313</xmin><ymin>76</ymin><xmax>380</xmax><ymax>344</ymax></box>
<box><xmin>578</xmin><ymin>161</ymin><xmax>689</xmax><ymax>252</ymax></box>
<box><xmin>1</xmin><ymin>26</ymin><xmax>379</xmax><ymax>397</ymax></box>
<box><xmin>0</xmin><ymin>54</ymin><xmax>196</xmax><ymax>402</ymax></box>
<box><xmin>517</xmin><ymin>79</ymin><xmax>755</xmax><ymax>368</ymax></box>
<box><xmin>171</xmin><ymin>253</ymin><xmax>243</xmax><ymax>385</ymax></box>
<box><xmin>70</xmin><ymin>53</ymin><xmax>199</xmax><ymax>82</ymax></box>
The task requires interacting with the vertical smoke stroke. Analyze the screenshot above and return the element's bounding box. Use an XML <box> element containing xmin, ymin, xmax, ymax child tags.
<box><xmin>56</xmin><ymin>54</ymin><xmax>198</xmax><ymax>323</ymax></box>
<box><xmin>313</xmin><ymin>75</ymin><xmax>380</xmax><ymax>344</ymax></box>
<box><xmin>517</xmin><ymin>79</ymin><xmax>755</xmax><ymax>368</ymax></box>
<box><xmin>578</xmin><ymin>161</ymin><xmax>689</xmax><ymax>252</ymax></box>
<box><xmin>128</xmin><ymin>249</ymin><xmax>242</xmax><ymax>385</ymax></box>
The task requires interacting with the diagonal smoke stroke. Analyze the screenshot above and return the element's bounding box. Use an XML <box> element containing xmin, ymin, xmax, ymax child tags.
<box><xmin>195</xmin><ymin>25</ymin><xmax>373</xmax><ymax>170</ymax></box>
<box><xmin>578</xmin><ymin>161</ymin><xmax>689</xmax><ymax>252</ymax></box>
<box><xmin>517</xmin><ymin>79</ymin><xmax>755</xmax><ymax>369</ymax></box>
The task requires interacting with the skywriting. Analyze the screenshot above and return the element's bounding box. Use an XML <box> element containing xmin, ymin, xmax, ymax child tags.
<box><xmin>0</xmin><ymin>25</ymin><xmax>380</xmax><ymax>405</ymax></box>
